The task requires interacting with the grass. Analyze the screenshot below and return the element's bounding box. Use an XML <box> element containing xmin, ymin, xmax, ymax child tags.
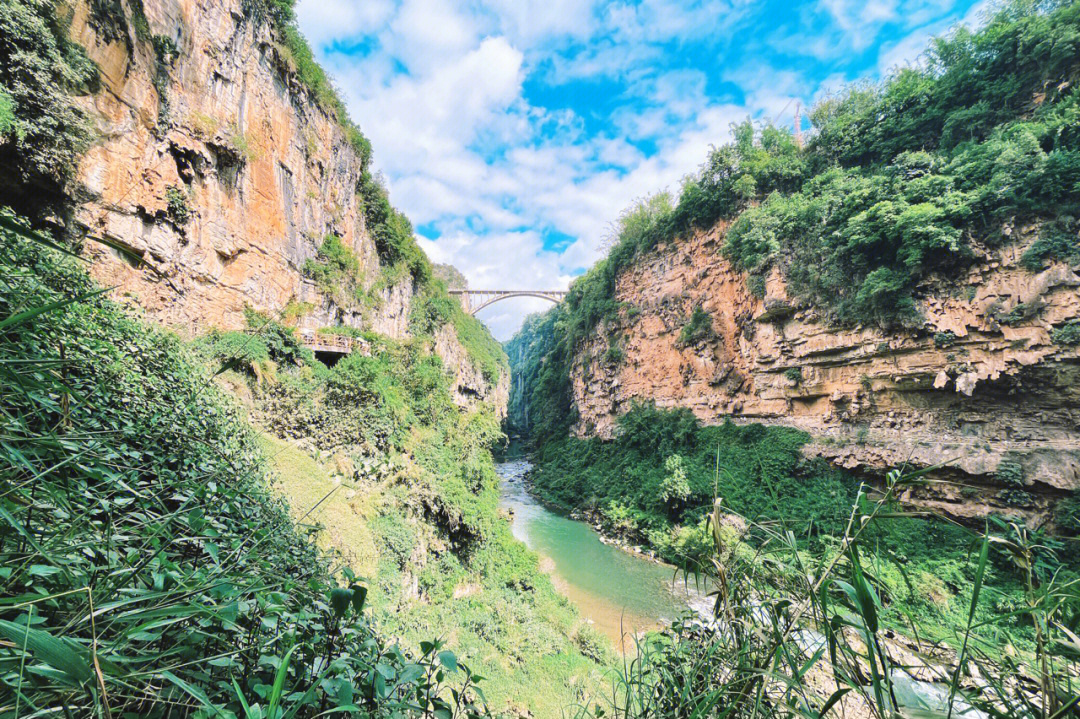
<box><xmin>677</xmin><ymin>306</ymin><xmax>713</xmax><ymax>346</ymax></box>
<box><xmin>263</xmin><ymin>433</ymin><xmax>380</xmax><ymax>578</ymax></box>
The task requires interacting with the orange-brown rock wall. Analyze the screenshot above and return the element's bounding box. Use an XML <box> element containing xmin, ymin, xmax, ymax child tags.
<box><xmin>571</xmin><ymin>223</ymin><xmax>1080</xmax><ymax>524</ymax></box>
<box><xmin>62</xmin><ymin>0</ymin><xmax>505</xmax><ymax>412</ymax></box>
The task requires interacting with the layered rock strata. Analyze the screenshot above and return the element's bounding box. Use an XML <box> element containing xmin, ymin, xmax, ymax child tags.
<box><xmin>571</xmin><ymin>223</ymin><xmax>1080</xmax><ymax>525</ymax></box>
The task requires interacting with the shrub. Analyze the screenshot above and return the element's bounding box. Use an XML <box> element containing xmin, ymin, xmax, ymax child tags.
<box><xmin>410</xmin><ymin>288</ymin><xmax>458</xmax><ymax>335</ymax></box>
<box><xmin>358</xmin><ymin>170</ymin><xmax>431</xmax><ymax>281</ymax></box>
<box><xmin>1057</xmin><ymin>493</ymin><xmax>1080</xmax><ymax>535</ymax></box>
<box><xmin>1001</xmin><ymin>301</ymin><xmax>1040</xmax><ymax>325</ymax></box>
<box><xmin>573</xmin><ymin>624</ymin><xmax>615</xmax><ymax>664</ymax></box>
<box><xmin>165</xmin><ymin>185</ymin><xmax>190</xmax><ymax>224</ymax></box>
<box><xmin>783</xmin><ymin>367</ymin><xmax>803</xmax><ymax>384</ymax></box>
<box><xmin>303</xmin><ymin>234</ymin><xmax>362</xmax><ymax>302</ymax></box>
<box><xmin>997</xmin><ymin>459</ymin><xmax>1025</xmax><ymax>486</ymax></box>
<box><xmin>1021</xmin><ymin>218</ymin><xmax>1079</xmax><ymax>271</ymax></box>
<box><xmin>0</xmin><ymin>0</ymin><xmax>99</xmax><ymax>216</ymax></box>
<box><xmin>659</xmin><ymin>454</ymin><xmax>691</xmax><ymax>513</ymax></box>
<box><xmin>678</xmin><ymin>306</ymin><xmax>713</xmax><ymax>346</ymax></box>
<box><xmin>197</xmin><ymin>308</ymin><xmax>312</xmax><ymax>376</ymax></box>
<box><xmin>1051</xmin><ymin>320</ymin><xmax>1080</xmax><ymax>345</ymax></box>
<box><xmin>747</xmin><ymin>273</ymin><xmax>766</xmax><ymax>298</ymax></box>
<box><xmin>934</xmin><ymin>330</ymin><xmax>959</xmax><ymax>348</ymax></box>
<box><xmin>604</xmin><ymin>340</ymin><xmax>624</xmax><ymax>365</ymax></box>
<box><xmin>243</xmin><ymin>0</ymin><xmax>373</xmax><ymax>165</ymax></box>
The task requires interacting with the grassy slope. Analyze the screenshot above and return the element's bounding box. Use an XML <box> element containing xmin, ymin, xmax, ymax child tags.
<box><xmin>265</xmin><ymin>427</ymin><xmax>605</xmax><ymax>718</ymax></box>
<box><xmin>248</xmin><ymin>344</ymin><xmax>605</xmax><ymax>718</ymax></box>
<box><xmin>0</xmin><ymin>226</ymin><xmax>498</xmax><ymax>716</ymax></box>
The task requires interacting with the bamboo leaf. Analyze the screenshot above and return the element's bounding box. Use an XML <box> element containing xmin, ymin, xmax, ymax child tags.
<box><xmin>267</xmin><ymin>645</ymin><xmax>297</xmax><ymax>719</ymax></box>
<box><xmin>0</xmin><ymin>619</ymin><xmax>93</xmax><ymax>684</ymax></box>
<box><xmin>162</xmin><ymin>670</ymin><xmax>223</xmax><ymax>716</ymax></box>
<box><xmin>0</xmin><ymin>287</ymin><xmax>111</xmax><ymax>331</ymax></box>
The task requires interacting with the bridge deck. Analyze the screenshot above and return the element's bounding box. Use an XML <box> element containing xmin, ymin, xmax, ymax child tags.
<box><xmin>447</xmin><ymin>289</ymin><xmax>567</xmax><ymax>315</ymax></box>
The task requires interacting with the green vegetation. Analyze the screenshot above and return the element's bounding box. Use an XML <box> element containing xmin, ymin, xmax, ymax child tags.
<box><xmin>303</xmin><ymin>234</ymin><xmax>367</xmax><ymax>303</ymax></box>
<box><xmin>934</xmin><ymin>330</ymin><xmax>960</xmax><ymax>347</ymax></box>
<box><xmin>507</xmin><ymin>0</ymin><xmax>1080</xmax><ymax>451</ymax></box>
<box><xmin>0</xmin><ymin>220</ymin><xmax>495</xmax><ymax>717</ymax></box>
<box><xmin>359</xmin><ymin>171</ymin><xmax>431</xmax><ymax>278</ymax></box>
<box><xmin>529</xmin><ymin>404</ymin><xmax>1079</xmax><ymax>663</ymax></box>
<box><xmin>243</xmin><ymin>0</ymin><xmax>371</xmax><ymax>161</ymax></box>
<box><xmin>677</xmin><ymin>306</ymin><xmax>713</xmax><ymax>346</ymax></box>
<box><xmin>302</xmin><ymin>236</ymin><xmax>506</xmax><ymax>383</ymax></box>
<box><xmin>433</xmin><ymin>262</ymin><xmax>468</xmax><ymax>289</ymax></box>
<box><xmin>503</xmin><ymin>309</ymin><xmax>574</xmax><ymax>444</ymax></box>
<box><xmin>746</xmin><ymin>273</ymin><xmax>766</xmax><ymax>298</ymax></box>
<box><xmin>583</xmin><ymin>0</ymin><xmax>1080</xmax><ymax>330</ymax></box>
<box><xmin>1021</xmin><ymin>217</ymin><xmax>1080</xmax><ymax>270</ymax></box>
<box><xmin>165</xmin><ymin>184</ymin><xmax>191</xmax><ymax>224</ymax></box>
<box><xmin>243</xmin><ymin>0</ymin><xmax>433</xmax><ymax>286</ymax></box>
<box><xmin>197</xmin><ymin>272</ymin><xmax>597</xmax><ymax>714</ymax></box>
<box><xmin>783</xmin><ymin>366</ymin><xmax>802</xmax><ymax>384</ymax></box>
<box><xmin>603</xmin><ymin>338</ymin><xmax>624</xmax><ymax>365</ymax></box>
<box><xmin>1052</xmin><ymin>319</ymin><xmax>1080</xmax><ymax>345</ymax></box>
<box><xmin>0</xmin><ymin>0</ymin><xmax>99</xmax><ymax>217</ymax></box>
<box><xmin>577</xmin><ymin>481</ymin><xmax>1080</xmax><ymax>719</ymax></box>
<box><xmin>408</xmin><ymin>284</ymin><xmax>508</xmax><ymax>384</ymax></box>
<box><xmin>196</xmin><ymin>306</ymin><xmax>315</xmax><ymax>379</ymax></box>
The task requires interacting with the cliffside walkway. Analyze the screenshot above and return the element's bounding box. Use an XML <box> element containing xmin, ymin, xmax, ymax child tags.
<box><xmin>448</xmin><ymin>289</ymin><xmax>567</xmax><ymax>315</ymax></box>
<box><xmin>299</xmin><ymin>330</ymin><xmax>370</xmax><ymax>364</ymax></box>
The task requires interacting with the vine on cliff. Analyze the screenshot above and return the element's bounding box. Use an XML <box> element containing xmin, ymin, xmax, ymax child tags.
<box><xmin>0</xmin><ymin>0</ymin><xmax>99</xmax><ymax>219</ymax></box>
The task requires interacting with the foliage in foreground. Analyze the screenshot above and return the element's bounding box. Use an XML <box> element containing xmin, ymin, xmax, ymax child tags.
<box><xmin>0</xmin><ymin>220</ymin><xmax>491</xmax><ymax>717</ymax></box>
<box><xmin>579</xmin><ymin>472</ymin><xmax>1080</xmax><ymax>719</ymax></box>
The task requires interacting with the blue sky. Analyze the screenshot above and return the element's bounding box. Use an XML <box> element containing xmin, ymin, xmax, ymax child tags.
<box><xmin>296</xmin><ymin>0</ymin><xmax>991</xmax><ymax>340</ymax></box>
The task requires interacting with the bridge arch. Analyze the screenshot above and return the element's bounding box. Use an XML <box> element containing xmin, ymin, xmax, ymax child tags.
<box><xmin>448</xmin><ymin>289</ymin><xmax>567</xmax><ymax>316</ymax></box>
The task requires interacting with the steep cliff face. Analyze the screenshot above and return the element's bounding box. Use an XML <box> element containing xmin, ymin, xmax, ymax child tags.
<box><xmin>63</xmin><ymin>0</ymin><xmax>505</xmax><ymax>410</ymax></box>
<box><xmin>571</xmin><ymin>223</ymin><xmax>1080</xmax><ymax>524</ymax></box>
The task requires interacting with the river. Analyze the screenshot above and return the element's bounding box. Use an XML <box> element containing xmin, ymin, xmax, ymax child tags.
<box><xmin>496</xmin><ymin>459</ymin><xmax>988</xmax><ymax>717</ymax></box>
<box><xmin>497</xmin><ymin>459</ymin><xmax>706</xmax><ymax>650</ymax></box>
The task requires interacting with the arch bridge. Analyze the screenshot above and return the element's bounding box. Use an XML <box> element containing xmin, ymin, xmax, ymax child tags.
<box><xmin>448</xmin><ymin>289</ymin><xmax>567</xmax><ymax>315</ymax></box>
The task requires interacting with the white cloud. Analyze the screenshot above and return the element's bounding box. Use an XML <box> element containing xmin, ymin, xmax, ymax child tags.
<box><xmin>294</xmin><ymin>0</ymin><xmax>395</xmax><ymax>46</ymax></box>
<box><xmin>294</xmin><ymin>0</ymin><xmax>988</xmax><ymax>340</ymax></box>
<box><xmin>876</xmin><ymin>0</ymin><xmax>995</xmax><ymax>74</ymax></box>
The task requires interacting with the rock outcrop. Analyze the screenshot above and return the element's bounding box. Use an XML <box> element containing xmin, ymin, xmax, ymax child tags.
<box><xmin>63</xmin><ymin>0</ymin><xmax>505</xmax><ymax>411</ymax></box>
<box><xmin>571</xmin><ymin>222</ymin><xmax>1080</xmax><ymax>526</ymax></box>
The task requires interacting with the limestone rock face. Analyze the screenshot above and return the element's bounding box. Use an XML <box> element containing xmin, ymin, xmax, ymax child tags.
<box><xmin>64</xmin><ymin>0</ymin><xmax>504</xmax><ymax>411</ymax></box>
<box><xmin>571</xmin><ymin>223</ymin><xmax>1080</xmax><ymax>525</ymax></box>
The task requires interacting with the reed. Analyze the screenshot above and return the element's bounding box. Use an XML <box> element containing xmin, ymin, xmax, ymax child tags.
<box><xmin>577</xmin><ymin>466</ymin><xmax>1080</xmax><ymax>719</ymax></box>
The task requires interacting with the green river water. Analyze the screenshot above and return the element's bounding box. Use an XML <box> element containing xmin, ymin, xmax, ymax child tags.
<box><xmin>497</xmin><ymin>460</ymin><xmax>989</xmax><ymax>717</ymax></box>
<box><xmin>497</xmin><ymin>459</ymin><xmax>706</xmax><ymax>648</ymax></box>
